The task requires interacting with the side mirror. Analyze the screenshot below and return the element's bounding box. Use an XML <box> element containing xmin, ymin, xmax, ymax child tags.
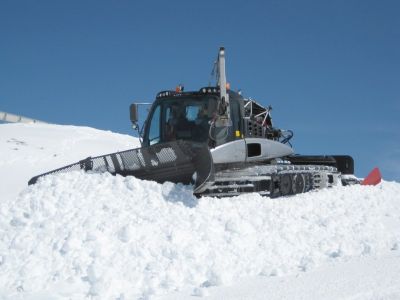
<box><xmin>129</xmin><ymin>102</ymin><xmax>151</xmax><ymax>140</ymax></box>
<box><xmin>130</xmin><ymin>103</ymin><xmax>138</xmax><ymax>122</ymax></box>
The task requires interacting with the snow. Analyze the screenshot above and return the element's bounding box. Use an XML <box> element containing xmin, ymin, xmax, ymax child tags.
<box><xmin>0</xmin><ymin>123</ymin><xmax>139</xmax><ymax>201</ymax></box>
<box><xmin>1</xmin><ymin>123</ymin><xmax>400</xmax><ymax>299</ymax></box>
<box><xmin>189</xmin><ymin>253</ymin><xmax>400</xmax><ymax>300</ymax></box>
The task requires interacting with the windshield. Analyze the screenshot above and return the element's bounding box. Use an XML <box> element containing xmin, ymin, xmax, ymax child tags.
<box><xmin>146</xmin><ymin>95</ymin><xmax>218</xmax><ymax>145</ymax></box>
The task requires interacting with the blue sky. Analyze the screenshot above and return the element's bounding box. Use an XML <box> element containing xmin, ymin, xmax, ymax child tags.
<box><xmin>1</xmin><ymin>0</ymin><xmax>399</xmax><ymax>180</ymax></box>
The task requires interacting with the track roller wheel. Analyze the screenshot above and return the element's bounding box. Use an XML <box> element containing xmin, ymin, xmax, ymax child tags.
<box><xmin>279</xmin><ymin>174</ymin><xmax>293</xmax><ymax>196</ymax></box>
<box><xmin>292</xmin><ymin>174</ymin><xmax>305</xmax><ymax>194</ymax></box>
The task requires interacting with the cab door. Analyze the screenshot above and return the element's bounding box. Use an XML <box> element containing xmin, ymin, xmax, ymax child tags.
<box><xmin>144</xmin><ymin>104</ymin><xmax>161</xmax><ymax>146</ymax></box>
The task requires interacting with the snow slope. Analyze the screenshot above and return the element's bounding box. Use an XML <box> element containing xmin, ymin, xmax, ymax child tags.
<box><xmin>1</xmin><ymin>123</ymin><xmax>400</xmax><ymax>299</ymax></box>
<box><xmin>0</xmin><ymin>123</ymin><xmax>140</xmax><ymax>201</ymax></box>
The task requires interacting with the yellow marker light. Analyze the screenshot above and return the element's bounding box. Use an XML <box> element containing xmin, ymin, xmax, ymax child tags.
<box><xmin>235</xmin><ymin>130</ymin><xmax>241</xmax><ymax>137</ymax></box>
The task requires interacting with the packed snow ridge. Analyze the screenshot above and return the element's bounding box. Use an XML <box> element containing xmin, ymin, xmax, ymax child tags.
<box><xmin>0</xmin><ymin>124</ymin><xmax>400</xmax><ymax>300</ymax></box>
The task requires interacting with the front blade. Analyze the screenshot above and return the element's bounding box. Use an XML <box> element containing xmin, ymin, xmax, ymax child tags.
<box><xmin>28</xmin><ymin>140</ymin><xmax>213</xmax><ymax>188</ymax></box>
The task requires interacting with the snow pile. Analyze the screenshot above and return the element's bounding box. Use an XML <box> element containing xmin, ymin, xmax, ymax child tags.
<box><xmin>1</xmin><ymin>123</ymin><xmax>400</xmax><ymax>299</ymax></box>
<box><xmin>1</xmin><ymin>171</ymin><xmax>399</xmax><ymax>299</ymax></box>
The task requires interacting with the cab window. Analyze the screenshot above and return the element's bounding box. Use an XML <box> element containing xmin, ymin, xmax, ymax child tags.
<box><xmin>148</xmin><ymin>105</ymin><xmax>161</xmax><ymax>145</ymax></box>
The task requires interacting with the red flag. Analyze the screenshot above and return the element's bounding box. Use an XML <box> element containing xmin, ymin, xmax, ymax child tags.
<box><xmin>361</xmin><ymin>167</ymin><xmax>382</xmax><ymax>186</ymax></box>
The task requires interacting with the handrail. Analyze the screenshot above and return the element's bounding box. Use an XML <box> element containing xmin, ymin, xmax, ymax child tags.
<box><xmin>0</xmin><ymin>111</ymin><xmax>47</xmax><ymax>124</ymax></box>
